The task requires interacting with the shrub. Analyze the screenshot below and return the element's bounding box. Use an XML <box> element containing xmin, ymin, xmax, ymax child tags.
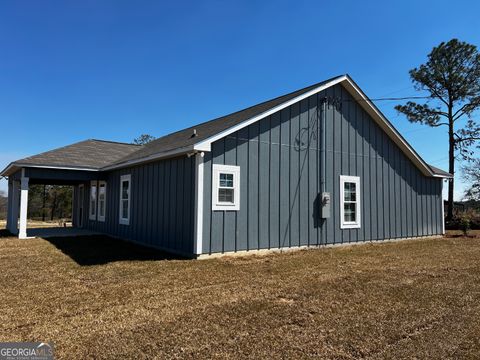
<box><xmin>445</xmin><ymin>208</ymin><xmax>480</xmax><ymax>231</ymax></box>
<box><xmin>460</xmin><ymin>215</ymin><xmax>471</xmax><ymax>236</ymax></box>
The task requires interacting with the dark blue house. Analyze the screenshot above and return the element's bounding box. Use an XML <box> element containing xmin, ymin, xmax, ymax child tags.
<box><xmin>1</xmin><ymin>75</ymin><xmax>452</xmax><ymax>257</ymax></box>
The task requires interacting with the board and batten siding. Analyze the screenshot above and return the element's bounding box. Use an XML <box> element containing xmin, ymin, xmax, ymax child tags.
<box><xmin>201</xmin><ymin>83</ymin><xmax>443</xmax><ymax>254</ymax></box>
<box><xmin>81</xmin><ymin>156</ymin><xmax>196</xmax><ymax>255</ymax></box>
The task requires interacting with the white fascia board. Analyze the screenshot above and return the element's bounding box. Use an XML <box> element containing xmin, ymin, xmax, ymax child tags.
<box><xmin>101</xmin><ymin>145</ymin><xmax>194</xmax><ymax>171</ymax></box>
<box><xmin>193</xmin><ymin>76</ymin><xmax>348</xmax><ymax>152</ymax></box>
<box><xmin>432</xmin><ymin>173</ymin><xmax>453</xmax><ymax>179</ymax></box>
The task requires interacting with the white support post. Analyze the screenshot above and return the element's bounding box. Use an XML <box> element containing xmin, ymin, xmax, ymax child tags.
<box><xmin>193</xmin><ymin>152</ymin><xmax>205</xmax><ymax>256</ymax></box>
<box><xmin>18</xmin><ymin>172</ymin><xmax>29</xmax><ymax>239</ymax></box>
<box><xmin>9</xmin><ymin>180</ymin><xmax>20</xmax><ymax>235</ymax></box>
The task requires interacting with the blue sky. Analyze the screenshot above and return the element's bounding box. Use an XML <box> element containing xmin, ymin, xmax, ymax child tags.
<box><xmin>1</xmin><ymin>0</ymin><xmax>479</xmax><ymax>199</ymax></box>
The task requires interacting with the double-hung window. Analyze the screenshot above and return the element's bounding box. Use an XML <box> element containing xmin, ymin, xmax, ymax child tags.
<box><xmin>98</xmin><ymin>181</ymin><xmax>107</xmax><ymax>222</ymax></box>
<box><xmin>212</xmin><ymin>164</ymin><xmax>240</xmax><ymax>211</ymax></box>
<box><xmin>340</xmin><ymin>175</ymin><xmax>361</xmax><ymax>229</ymax></box>
<box><xmin>119</xmin><ymin>174</ymin><xmax>131</xmax><ymax>225</ymax></box>
<box><xmin>89</xmin><ymin>181</ymin><xmax>97</xmax><ymax>220</ymax></box>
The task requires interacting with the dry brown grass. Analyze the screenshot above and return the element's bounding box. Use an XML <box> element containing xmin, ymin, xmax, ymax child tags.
<box><xmin>1</xmin><ymin>231</ymin><xmax>480</xmax><ymax>359</ymax></box>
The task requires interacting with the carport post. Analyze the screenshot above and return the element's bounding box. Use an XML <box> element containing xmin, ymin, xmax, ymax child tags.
<box><xmin>18</xmin><ymin>171</ymin><xmax>29</xmax><ymax>239</ymax></box>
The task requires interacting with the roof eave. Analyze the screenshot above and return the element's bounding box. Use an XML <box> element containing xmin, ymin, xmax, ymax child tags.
<box><xmin>0</xmin><ymin>163</ymin><xmax>19</xmax><ymax>177</ymax></box>
<box><xmin>0</xmin><ymin>163</ymin><xmax>100</xmax><ymax>177</ymax></box>
<box><xmin>431</xmin><ymin>173</ymin><xmax>453</xmax><ymax>179</ymax></box>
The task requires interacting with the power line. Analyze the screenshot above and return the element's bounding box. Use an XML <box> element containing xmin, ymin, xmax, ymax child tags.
<box><xmin>369</xmin><ymin>96</ymin><xmax>432</xmax><ymax>101</ymax></box>
<box><xmin>322</xmin><ymin>95</ymin><xmax>432</xmax><ymax>105</ymax></box>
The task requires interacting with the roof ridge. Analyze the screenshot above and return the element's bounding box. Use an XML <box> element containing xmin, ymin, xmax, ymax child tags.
<box><xmin>89</xmin><ymin>138</ymin><xmax>142</xmax><ymax>147</ymax></box>
<box><xmin>143</xmin><ymin>75</ymin><xmax>346</xmax><ymax>147</ymax></box>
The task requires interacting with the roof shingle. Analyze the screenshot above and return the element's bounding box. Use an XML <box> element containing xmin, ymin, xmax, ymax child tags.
<box><xmin>11</xmin><ymin>139</ymin><xmax>140</xmax><ymax>170</ymax></box>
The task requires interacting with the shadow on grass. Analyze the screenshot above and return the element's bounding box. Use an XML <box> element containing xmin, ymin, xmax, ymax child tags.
<box><xmin>0</xmin><ymin>229</ymin><xmax>14</xmax><ymax>238</ymax></box>
<box><xmin>46</xmin><ymin>235</ymin><xmax>186</xmax><ymax>266</ymax></box>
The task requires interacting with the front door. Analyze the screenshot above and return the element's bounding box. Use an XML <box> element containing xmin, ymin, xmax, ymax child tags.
<box><xmin>77</xmin><ymin>184</ymin><xmax>84</xmax><ymax>228</ymax></box>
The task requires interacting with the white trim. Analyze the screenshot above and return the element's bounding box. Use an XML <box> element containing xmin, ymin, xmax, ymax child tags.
<box><xmin>89</xmin><ymin>180</ymin><xmax>98</xmax><ymax>221</ymax></box>
<box><xmin>193</xmin><ymin>152</ymin><xmax>205</xmax><ymax>255</ymax></box>
<box><xmin>97</xmin><ymin>180</ymin><xmax>107</xmax><ymax>222</ymax></box>
<box><xmin>340</xmin><ymin>175</ymin><xmax>361</xmax><ymax>229</ymax></box>
<box><xmin>119</xmin><ymin>174</ymin><xmax>131</xmax><ymax>225</ymax></box>
<box><xmin>212</xmin><ymin>164</ymin><xmax>240</xmax><ymax>211</ymax></box>
<box><xmin>441</xmin><ymin>180</ymin><xmax>445</xmax><ymax>235</ymax></box>
<box><xmin>18</xmin><ymin>169</ymin><xmax>29</xmax><ymax>239</ymax></box>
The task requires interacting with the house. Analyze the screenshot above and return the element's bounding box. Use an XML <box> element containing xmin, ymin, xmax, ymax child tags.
<box><xmin>1</xmin><ymin>75</ymin><xmax>452</xmax><ymax>257</ymax></box>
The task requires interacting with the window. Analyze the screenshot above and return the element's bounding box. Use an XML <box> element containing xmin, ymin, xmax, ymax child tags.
<box><xmin>212</xmin><ymin>164</ymin><xmax>240</xmax><ymax>211</ymax></box>
<box><xmin>340</xmin><ymin>175</ymin><xmax>361</xmax><ymax>229</ymax></box>
<box><xmin>98</xmin><ymin>181</ymin><xmax>107</xmax><ymax>222</ymax></box>
<box><xmin>89</xmin><ymin>181</ymin><xmax>97</xmax><ymax>220</ymax></box>
<box><xmin>119</xmin><ymin>175</ymin><xmax>131</xmax><ymax>225</ymax></box>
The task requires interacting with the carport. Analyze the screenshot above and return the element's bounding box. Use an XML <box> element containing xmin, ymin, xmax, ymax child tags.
<box><xmin>1</xmin><ymin>139</ymin><xmax>141</xmax><ymax>239</ymax></box>
<box><xmin>4</xmin><ymin>166</ymin><xmax>101</xmax><ymax>238</ymax></box>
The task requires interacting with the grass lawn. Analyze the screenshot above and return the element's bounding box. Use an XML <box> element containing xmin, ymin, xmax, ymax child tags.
<box><xmin>0</xmin><ymin>230</ymin><xmax>480</xmax><ymax>359</ymax></box>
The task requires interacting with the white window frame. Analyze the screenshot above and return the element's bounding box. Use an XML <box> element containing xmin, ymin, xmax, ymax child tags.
<box><xmin>97</xmin><ymin>180</ymin><xmax>107</xmax><ymax>222</ymax></box>
<box><xmin>89</xmin><ymin>180</ymin><xmax>97</xmax><ymax>221</ymax></box>
<box><xmin>212</xmin><ymin>164</ymin><xmax>240</xmax><ymax>211</ymax></box>
<box><xmin>340</xmin><ymin>175</ymin><xmax>361</xmax><ymax>229</ymax></box>
<box><xmin>119</xmin><ymin>174</ymin><xmax>131</xmax><ymax>225</ymax></box>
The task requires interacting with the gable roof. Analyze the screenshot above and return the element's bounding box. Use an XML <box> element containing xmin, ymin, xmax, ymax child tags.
<box><xmin>1</xmin><ymin>75</ymin><xmax>452</xmax><ymax>178</ymax></box>
<box><xmin>106</xmin><ymin>75</ymin><xmax>344</xmax><ymax>168</ymax></box>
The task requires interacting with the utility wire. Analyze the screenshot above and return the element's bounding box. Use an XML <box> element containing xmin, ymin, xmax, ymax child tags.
<box><xmin>322</xmin><ymin>95</ymin><xmax>432</xmax><ymax>105</ymax></box>
<box><xmin>369</xmin><ymin>96</ymin><xmax>432</xmax><ymax>101</ymax></box>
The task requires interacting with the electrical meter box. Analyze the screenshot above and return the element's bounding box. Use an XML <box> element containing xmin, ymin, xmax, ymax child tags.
<box><xmin>321</xmin><ymin>192</ymin><xmax>331</xmax><ymax>218</ymax></box>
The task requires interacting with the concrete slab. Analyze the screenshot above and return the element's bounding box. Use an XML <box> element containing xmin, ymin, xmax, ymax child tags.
<box><xmin>27</xmin><ymin>227</ymin><xmax>100</xmax><ymax>238</ymax></box>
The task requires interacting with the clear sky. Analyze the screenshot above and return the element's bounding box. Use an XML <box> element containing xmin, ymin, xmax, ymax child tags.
<box><xmin>1</xmin><ymin>0</ymin><xmax>479</xmax><ymax>199</ymax></box>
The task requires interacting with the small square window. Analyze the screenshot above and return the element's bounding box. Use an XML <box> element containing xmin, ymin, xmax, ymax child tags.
<box><xmin>212</xmin><ymin>164</ymin><xmax>240</xmax><ymax>211</ymax></box>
